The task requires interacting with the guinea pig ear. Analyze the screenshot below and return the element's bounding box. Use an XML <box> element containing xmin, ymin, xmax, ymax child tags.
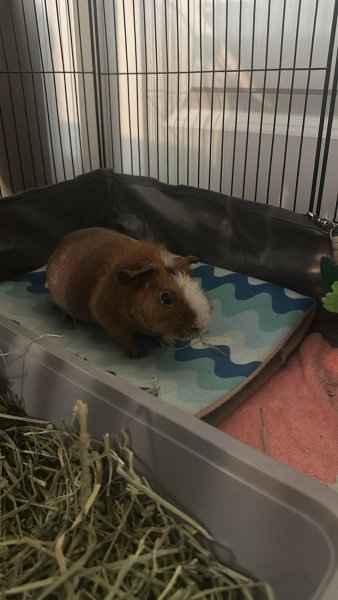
<box><xmin>185</xmin><ymin>255</ymin><xmax>199</xmax><ymax>264</ymax></box>
<box><xmin>118</xmin><ymin>264</ymin><xmax>155</xmax><ymax>286</ymax></box>
<box><xmin>172</xmin><ymin>255</ymin><xmax>200</xmax><ymax>273</ymax></box>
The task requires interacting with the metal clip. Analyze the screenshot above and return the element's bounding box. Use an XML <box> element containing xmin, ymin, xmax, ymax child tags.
<box><xmin>306</xmin><ymin>212</ymin><xmax>338</xmax><ymax>237</ymax></box>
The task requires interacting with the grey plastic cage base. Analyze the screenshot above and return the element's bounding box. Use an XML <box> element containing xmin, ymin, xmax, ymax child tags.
<box><xmin>1</xmin><ymin>313</ymin><xmax>338</xmax><ymax>600</ymax></box>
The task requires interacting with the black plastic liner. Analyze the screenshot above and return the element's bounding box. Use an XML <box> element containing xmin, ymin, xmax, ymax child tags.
<box><xmin>1</xmin><ymin>169</ymin><xmax>337</xmax><ymax>343</ymax></box>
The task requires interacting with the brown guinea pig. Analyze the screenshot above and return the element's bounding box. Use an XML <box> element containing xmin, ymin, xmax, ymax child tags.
<box><xmin>46</xmin><ymin>227</ymin><xmax>212</xmax><ymax>357</ymax></box>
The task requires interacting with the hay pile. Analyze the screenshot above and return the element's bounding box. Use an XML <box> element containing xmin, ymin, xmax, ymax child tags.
<box><xmin>0</xmin><ymin>380</ymin><xmax>275</xmax><ymax>599</ymax></box>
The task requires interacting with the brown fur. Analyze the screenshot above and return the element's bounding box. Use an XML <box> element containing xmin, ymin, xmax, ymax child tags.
<box><xmin>46</xmin><ymin>227</ymin><xmax>209</xmax><ymax>357</ymax></box>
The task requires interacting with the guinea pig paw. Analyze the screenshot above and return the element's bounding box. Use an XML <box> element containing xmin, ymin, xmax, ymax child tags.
<box><xmin>61</xmin><ymin>312</ymin><xmax>77</xmax><ymax>329</ymax></box>
<box><xmin>159</xmin><ymin>334</ymin><xmax>176</xmax><ymax>348</ymax></box>
<box><xmin>128</xmin><ymin>348</ymin><xmax>146</xmax><ymax>359</ymax></box>
<box><xmin>124</xmin><ymin>343</ymin><xmax>146</xmax><ymax>359</ymax></box>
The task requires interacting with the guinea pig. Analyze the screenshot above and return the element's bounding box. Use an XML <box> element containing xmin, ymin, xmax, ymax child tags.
<box><xmin>46</xmin><ymin>227</ymin><xmax>212</xmax><ymax>357</ymax></box>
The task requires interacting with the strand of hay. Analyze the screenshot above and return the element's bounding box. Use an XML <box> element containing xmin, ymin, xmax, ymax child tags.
<box><xmin>0</xmin><ymin>334</ymin><xmax>64</xmax><ymax>360</ymax></box>
<box><xmin>260</xmin><ymin>408</ymin><xmax>269</xmax><ymax>456</ymax></box>
<box><xmin>0</xmin><ymin>390</ymin><xmax>275</xmax><ymax>599</ymax></box>
<box><xmin>163</xmin><ymin>332</ymin><xmax>230</xmax><ymax>358</ymax></box>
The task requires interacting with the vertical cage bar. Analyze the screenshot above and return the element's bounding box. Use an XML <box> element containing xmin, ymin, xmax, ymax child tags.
<box><xmin>208</xmin><ymin>0</ymin><xmax>215</xmax><ymax>190</ymax></box>
<box><xmin>0</xmin><ymin>102</ymin><xmax>15</xmax><ymax>193</ymax></box>
<box><xmin>334</xmin><ymin>195</ymin><xmax>338</xmax><ymax>221</ymax></box>
<box><xmin>316</xmin><ymin>46</ymin><xmax>338</xmax><ymax>216</ymax></box>
<box><xmin>230</xmin><ymin>0</ymin><xmax>242</xmax><ymax>196</ymax></box>
<box><xmin>122</xmin><ymin>0</ymin><xmax>134</xmax><ymax>174</ymax></box>
<box><xmin>254</xmin><ymin>0</ymin><xmax>271</xmax><ymax>202</ymax></box>
<box><xmin>164</xmin><ymin>0</ymin><xmax>169</xmax><ymax>183</ymax></box>
<box><xmin>309</xmin><ymin>0</ymin><xmax>338</xmax><ymax>213</ymax></box>
<box><xmin>20</xmin><ymin>0</ymin><xmax>48</xmax><ymax>184</ymax></box>
<box><xmin>197</xmin><ymin>0</ymin><xmax>203</xmax><ymax>188</ymax></box>
<box><xmin>132</xmin><ymin>0</ymin><xmax>141</xmax><ymax>175</ymax></box>
<box><xmin>65</xmin><ymin>0</ymin><xmax>85</xmax><ymax>174</ymax></box>
<box><xmin>102</xmin><ymin>0</ymin><xmax>115</xmax><ymax>171</ymax></box>
<box><xmin>266</xmin><ymin>0</ymin><xmax>287</xmax><ymax>204</ymax></box>
<box><xmin>112</xmin><ymin>0</ymin><xmax>123</xmax><ymax>172</ymax></box>
<box><xmin>42</xmin><ymin>0</ymin><xmax>66</xmax><ymax>179</ymax></box>
<box><xmin>142</xmin><ymin>0</ymin><xmax>150</xmax><ymax>175</ymax></box>
<box><xmin>87</xmin><ymin>0</ymin><xmax>104</xmax><ymax>168</ymax></box>
<box><xmin>0</xmin><ymin>28</ymin><xmax>26</xmax><ymax>189</ymax></box>
<box><xmin>32</xmin><ymin>0</ymin><xmax>57</xmax><ymax>181</ymax></box>
<box><xmin>55</xmin><ymin>0</ymin><xmax>76</xmax><ymax>177</ymax></box>
<box><xmin>242</xmin><ymin>0</ymin><xmax>256</xmax><ymax>198</ymax></box>
<box><xmin>8</xmin><ymin>2</ymin><xmax>38</xmax><ymax>187</ymax></box>
<box><xmin>219</xmin><ymin>0</ymin><xmax>229</xmax><ymax>194</ymax></box>
<box><xmin>75</xmin><ymin>0</ymin><xmax>93</xmax><ymax>171</ymax></box>
<box><xmin>90</xmin><ymin>0</ymin><xmax>107</xmax><ymax>168</ymax></box>
<box><xmin>293</xmin><ymin>0</ymin><xmax>319</xmax><ymax>211</ymax></box>
<box><xmin>279</xmin><ymin>0</ymin><xmax>302</xmax><ymax>207</ymax></box>
<box><xmin>187</xmin><ymin>0</ymin><xmax>190</xmax><ymax>186</ymax></box>
<box><xmin>153</xmin><ymin>0</ymin><xmax>160</xmax><ymax>180</ymax></box>
<box><xmin>176</xmin><ymin>0</ymin><xmax>180</xmax><ymax>185</ymax></box>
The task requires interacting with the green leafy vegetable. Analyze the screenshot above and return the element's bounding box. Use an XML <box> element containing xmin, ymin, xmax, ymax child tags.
<box><xmin>322</xmin><ymin>281</ymin><xmax>338</xmax><ymax>313</ymax></box>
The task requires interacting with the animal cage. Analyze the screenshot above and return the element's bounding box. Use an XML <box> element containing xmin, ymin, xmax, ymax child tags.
<box><xmin>1</xmin><ymin>0</ymin><xmax>337</xmax><ymax>218</ymax></box>
<box><xmin>2</xmin><ymin>4</ymin><xmax>338</xmax><ymax>599</ymax></box>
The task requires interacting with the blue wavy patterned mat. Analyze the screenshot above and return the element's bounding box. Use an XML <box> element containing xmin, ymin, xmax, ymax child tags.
<box><xmin>0</xmin><ymin>265</ymin><xmax>315</xmax><ymax>416</ymax></box>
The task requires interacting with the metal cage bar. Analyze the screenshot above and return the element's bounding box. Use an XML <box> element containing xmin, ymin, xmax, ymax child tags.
<box><xmin>309</xmin><ymin>0</ymin><xmax>338</xmax><ymax>214</ymax></box>
<box><xmin>0</xmin><ymin>0</ymin><xmax>337</xmax><ymax>220</ymax></box>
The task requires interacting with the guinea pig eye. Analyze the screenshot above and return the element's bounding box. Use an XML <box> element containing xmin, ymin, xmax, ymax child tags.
<box><xmin>159</xmin><ymin>291</ymin><xmax>174</xmax><ymax>306</ymax></box>
<box><xmin>167</xmin><ymin>267</ymin><xmax>177</xmax><ymax>276</ymax></box>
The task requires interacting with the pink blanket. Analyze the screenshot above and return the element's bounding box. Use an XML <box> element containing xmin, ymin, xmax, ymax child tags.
<box><xmin>218</xmin><ymin>333</ymin><xmax>338</xmax><ymax>485</ymax></box>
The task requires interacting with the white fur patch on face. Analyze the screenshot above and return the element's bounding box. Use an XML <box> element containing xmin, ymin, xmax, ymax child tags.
<box><xmin>175</xmin><ymin>273</ymin><xmax>211</xmax><ymax>329</ymax></box>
